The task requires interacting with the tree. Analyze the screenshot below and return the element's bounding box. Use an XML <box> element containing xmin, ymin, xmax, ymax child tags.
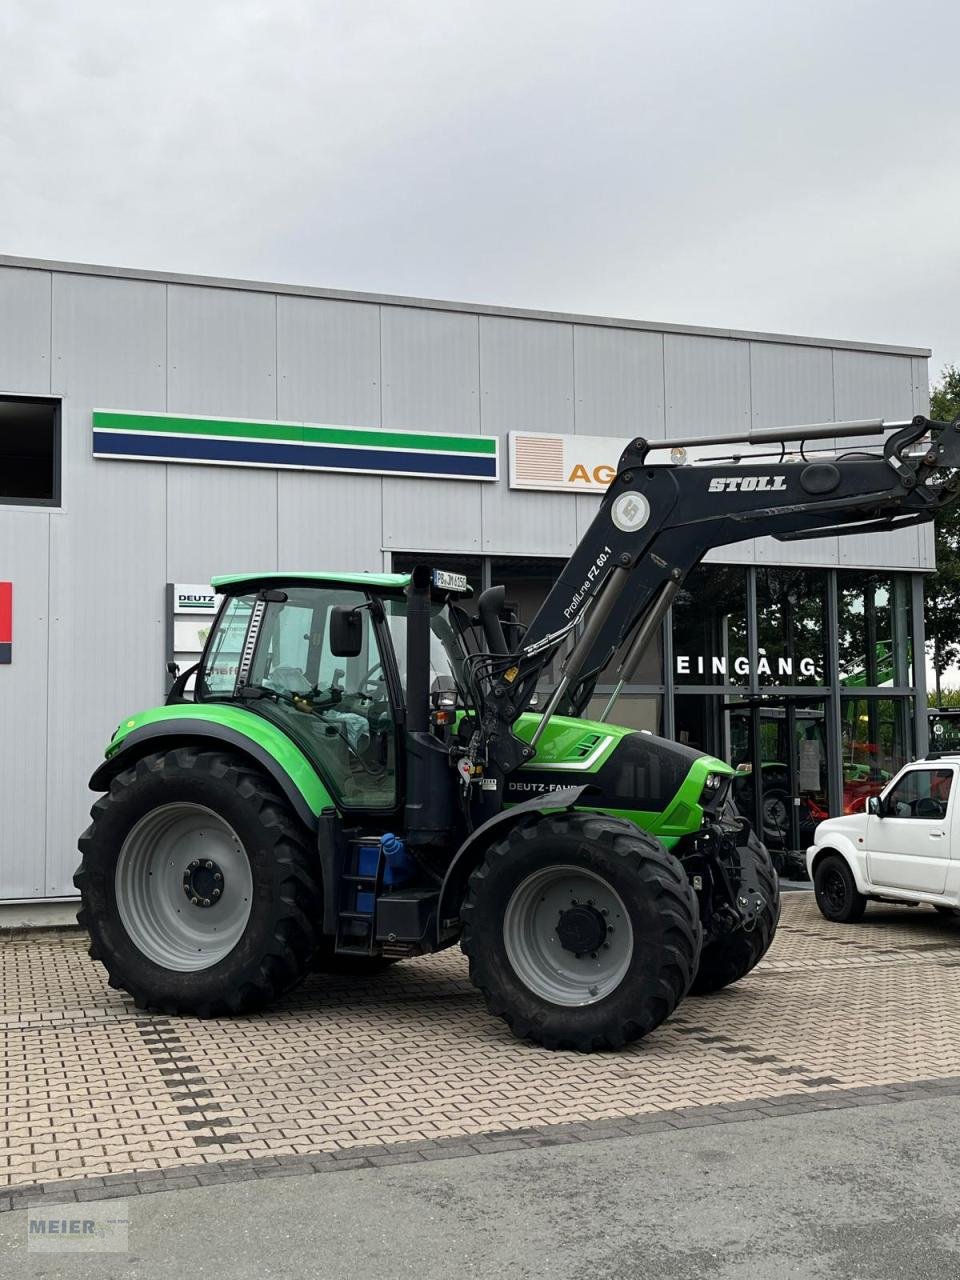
<box><xmin>926</xmin><ymin>365</ymin><xmax>960</xmax><ymax>704</ymax></box>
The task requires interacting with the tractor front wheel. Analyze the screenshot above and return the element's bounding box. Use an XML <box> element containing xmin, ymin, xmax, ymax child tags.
<box><xmin>461</xmin><ymin>813</ymin><xmax>701</xmax><ymax>1051</ymax></box>
<box><xmin>74</xmin><ymin>748</ymin><xmax>321</xmax><ymax>1016</ymax></box>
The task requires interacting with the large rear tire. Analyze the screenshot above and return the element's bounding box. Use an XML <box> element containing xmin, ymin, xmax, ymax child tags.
<box><xmin>74</xmin><ymin>748</ymin><xmax>321</xmax><ymax>1015</ymax></box>
<box><xmin>461</xmin><ymin>813</ymin><xmax>702</xmax><ymax>1051</ymax></box>
<box><xmin>689</xmin><ymin>828</ymin><xmax>781</xmax><ymax>995</ymax></box>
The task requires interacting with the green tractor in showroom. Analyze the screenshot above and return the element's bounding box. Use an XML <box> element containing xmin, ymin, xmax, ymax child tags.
<box><xmin>76</xmin><ymin>414</ymin><xmax>960</xmax><ymax>1049</ymax></box>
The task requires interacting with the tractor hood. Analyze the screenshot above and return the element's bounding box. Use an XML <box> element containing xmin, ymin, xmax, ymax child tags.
<box><xmin>507</xmin><ymin>714</ymin><xmax>733</xmax><ymax>848</ymax></box>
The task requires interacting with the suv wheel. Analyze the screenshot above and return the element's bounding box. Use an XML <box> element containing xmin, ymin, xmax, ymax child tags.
<box><xmin>813</xmin><ymin>853</ymin><xmax>867</xmax><ymax>924</ymax></box>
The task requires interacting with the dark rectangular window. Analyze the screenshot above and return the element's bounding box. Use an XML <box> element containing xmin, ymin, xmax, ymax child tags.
<box><xmin>0</xmin><ymin>397</ymin><xmax>61</xmax><ymax>506</ymax></box>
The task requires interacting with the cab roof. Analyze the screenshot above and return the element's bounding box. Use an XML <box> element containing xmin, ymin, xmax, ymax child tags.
<box><xmin>211</xmin><ymin>571</ymin><xmax>473</xmax><ymax>597</ymax></box>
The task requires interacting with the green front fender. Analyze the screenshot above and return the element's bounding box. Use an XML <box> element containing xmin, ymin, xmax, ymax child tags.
<box><xmin>91</xmin><ymin>704</ymin><xmax>335</xmax><ymax>831</ymax></box>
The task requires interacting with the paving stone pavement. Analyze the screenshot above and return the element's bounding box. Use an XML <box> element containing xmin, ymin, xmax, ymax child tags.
<box><xmin>1</xmin><ymin>893</ymin><xmax>958</xmax><ymax>1196</ymax></box>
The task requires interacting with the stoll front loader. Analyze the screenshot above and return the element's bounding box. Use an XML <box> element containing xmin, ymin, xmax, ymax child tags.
<box><xmin>76</xmin><ymin>414</ymin><xmax>960</xmax><ymax>1049</ymax></box>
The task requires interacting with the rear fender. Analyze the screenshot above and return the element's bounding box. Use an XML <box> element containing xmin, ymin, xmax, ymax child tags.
<box><xmin>435</xmin><ymin>785</ymin><xmax>588</xmax><ymax>942</ymax></box>
<box><xmin>89</xmin><ymin>717</ymin><xmax>334</xmax><ymax>833</ymax></box>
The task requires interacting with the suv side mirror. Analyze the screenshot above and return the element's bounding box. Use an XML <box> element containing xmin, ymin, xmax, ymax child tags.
<box><xmin>329</xmin><ymin>606</ymin><xmax>363</xmax><ymax>658</ymax></box>
<box><xmin>867</xmin><ymin>796</ymin><xmax>882</xmax><ymax>816</ymax></box>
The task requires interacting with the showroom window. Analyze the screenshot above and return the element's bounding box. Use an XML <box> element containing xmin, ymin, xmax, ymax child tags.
<box><xmin>671</xmin><ymin>566</ymin><xmax>748</xmax><ymax>686</ymax></box>
<box><xmin>0</xmin><ymin>397</ymin><xmax>61</xmax><ymax>506</ymax></box>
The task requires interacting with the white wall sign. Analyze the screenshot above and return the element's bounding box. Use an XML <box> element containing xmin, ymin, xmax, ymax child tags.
<box><xmin>173</xmin><ymin>583</ymin><xmax>218</xmax><ymax>614</ymax></box>
<box><xmin>509</xmin><ymin>433</ymin><xmax>625</xmax><ymax>493</ymax></box>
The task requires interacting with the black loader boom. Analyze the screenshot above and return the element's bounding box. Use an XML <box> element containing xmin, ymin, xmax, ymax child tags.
<box><xmin>464</xmin><ymin>414</ymin><xmax>960</xmax><ymax>797</ymax></box>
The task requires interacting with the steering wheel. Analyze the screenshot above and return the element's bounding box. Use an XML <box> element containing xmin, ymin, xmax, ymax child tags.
<box><xmin>355</xmin><ymin>661</ymin><xmax>385</xmax><ymax>697</ymax></box>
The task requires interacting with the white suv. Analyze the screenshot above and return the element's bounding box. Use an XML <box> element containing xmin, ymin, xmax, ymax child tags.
<box><xmin>807</xmin><ymin>756</ymin><xmax>960</xmax><ymax>922</ymax></box>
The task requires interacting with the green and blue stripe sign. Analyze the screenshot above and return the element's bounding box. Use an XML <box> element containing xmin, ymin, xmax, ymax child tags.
<box><xmin>92</xmin><ymin>411</ymin><xmax>499</xmax><ymax>482</ymax></box>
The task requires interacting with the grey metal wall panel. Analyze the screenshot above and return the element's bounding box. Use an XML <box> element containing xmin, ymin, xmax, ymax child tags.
<box><xmin>573</xmin><ymin>326</ymin><xmax>665</xmax><ymax>438</ymax></box>
<box><xmin>45</xmin><ymin>410</ymin><xmax>168</xmax><ymax>898</ymax></box>
<box><xmin>0</xmin><ymin>266</ymin><xmax>50</xmax><ymax>394</ymax></box>
<box><xmin>166</xmin><ymin>465</ymin><xmax>279</xmax><ymax>582</ymax></box>
<box><xmin>664</xmin><ymin>333</ymin><xmax>751</xmax><ymax>435</ymax></box>
<box><xmin>572</xmin><ymin>326</ymin><xmax>665</xmax><ymax>542</ymax></box>
<box><xmin>382</xmin><ymin>307</ymin><xmax>480</xmax><ymax>433</ymax></box>
<box><xmin>380</xmin><ymin>308</ymin><xmax>482</xmax><ymax>554</ymax></box>
<box><xmin>479</xmin><ymin>315</ymin><xmax>576</xmax><ymax>556</ymax></box>
<box><xmin>167</xmin><ymin>284</ymin><xmax>277</xmax><ymax>419</ymax></box>
<box><xmin>279</xmin><ymin>471</ymin><xmax>383</xmax><ymax>569</ymax></box>
<box><xmin>749</xmin><ymin>341</ymin><xmax>839</xmax><ymax>566</ymax></box>
<box><xmin>918</xmin><ymin>523</ymin><xmax>935</xmax><ymax>571</ymax></box>
<box><xmin>833</xmin><ymin>350</ymin><xmax>920</xmax><ymax>569</ymax></box>
<box><xmin>0</xmin><ymin>511</ymin><xmax>50</xmax><ymax>897</ymax></box>
<box><xmin>276</xmin><ymin>294</ymin><xmax>382</xmax><ymax>569</ymax></box>
<box><xmin>165</xmin><ymin>284</ymin><xmax>280</xmax><ymax>583</ymax></box>
<box><xmin>38</xmin><ymin>275</ymin><xmax>172</xmax><ymax>899</ymax></box>
<box><xmin>277</xmin><ymin>295</ymin><xmax>380</xmax><ymax>426</ymax></box>
<box><xmin>663</xmin><ymin>334</ymin><xmax>756</xmax><ymax>562</ymax></box>
<box><xmin>51</xmin><ymin>273</ymin><xmax>167</xmax><ymax>408</ymax></box>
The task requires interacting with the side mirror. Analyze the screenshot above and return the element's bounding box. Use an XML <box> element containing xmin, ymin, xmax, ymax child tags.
<box><xmin>430</xmin><ymin>674</ymin><xmax>458</xmax><ymax>709</ymax></box>
<box><xmin>329</xmin><ymin>606</ymin><xmax>363</xmax><ymax>658</ymax></box>
<box><xmin>867</xmin><ymin>796</ymin><xmax>882</xmax><ymax>816</ymax></box>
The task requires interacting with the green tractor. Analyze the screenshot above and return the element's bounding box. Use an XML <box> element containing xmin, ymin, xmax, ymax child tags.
<box><xmin>75</xmin><ymin>414</ymin><xmax>960</xmax><ymax>1049</ymax></box>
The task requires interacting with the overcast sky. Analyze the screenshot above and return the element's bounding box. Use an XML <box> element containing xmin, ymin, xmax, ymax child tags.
<box><xmin>0</xmin><ymin>0</ymin><xmax>957</xmax><ymax>372</ymax></box>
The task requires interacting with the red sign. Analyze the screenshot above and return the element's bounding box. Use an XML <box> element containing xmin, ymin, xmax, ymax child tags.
<box><xmin>0</xmin><ymin>582</ymin><xmax>11</xmax><ymax>664</ymax></box>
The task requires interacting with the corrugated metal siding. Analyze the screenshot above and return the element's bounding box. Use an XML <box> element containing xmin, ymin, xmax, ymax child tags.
<box><xmin>749</xmin><ymin>341</ymin><xmax>839</xmax><ymax>567</ymax></box>
<box><xmin>0</xmin><ymin>511</ymin><xmax>50</xmax><ymax>897</ymax></box>
<box><xmin>44</xmin><ymin>276</ymin><xmax>170</xmax><ymax>897</ymax></box>
<box><xmin>0</xmin><ymin>267</ymin><xmax>50</xmax><ymax>395</ymax></box>
<box><xmin>0</xmin><ymin>264</ymin><xmax>935</xmax><ymax>899</ymax></box>
<box><xmin>479</xmin><ymin>315</ymin><xmax>576</xmax><ymax>556</ymax></box>
<box><xmin>166</xmin><ymin>285</ymin><xmax>280</xmax><ymax>583</ymax></box>
<box><xmin>381</xmin><ymin>308</ymin><xmax>482</xmax><ymax>553</ymax></box>
<box><xmin>277</xmin><ymin>294</ymin><xmax>383</xmax><ymax>568</ymax></box>
<box><xmin>572</xmin><ymin>326</ymin><xmax>665</xmax><ymax>539</ymax></box>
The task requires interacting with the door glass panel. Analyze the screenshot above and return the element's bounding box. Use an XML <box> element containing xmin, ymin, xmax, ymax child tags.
<box><xmin>840</xmin><ymin>695</ymin><xmax>913</xmax><ymax>814</ymax></box>
<box><xmin>672</xmin><ymin>566</ymin><xmax>748</xmax><ymax>686</ymax></box>
<box><xmin>755</xmin><ymin>568</ymin><xmax>829</xmax><ymax>686</ymax></box>
<box><xmin>247</xmin><ymin>587</ymin><xmax>397</xmax><ymax>809</ymax></box>
<box><xmin>198</xmin><ymin>595</ymin><xmax>254</xmax><ymax>697</ymax></box>
<box><xmin>884</xmin><ymin>768</ymin><xmax>953</xmax><ymax>819</ymax></box>
<box><xmin>838</xmin><ymin>572</ymin><xmax>913</xmax><ymax>686</ymax></box>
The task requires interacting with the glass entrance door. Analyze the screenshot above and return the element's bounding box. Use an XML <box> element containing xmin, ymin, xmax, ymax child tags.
<box><xmin>727</xmin><ymin>699</ymin><xmax>829</xmax><ymax>862</ymax></box>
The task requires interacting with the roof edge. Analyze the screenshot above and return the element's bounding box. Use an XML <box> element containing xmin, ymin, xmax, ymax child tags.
<box><xmin>0</xmin><ymin>253</ymin><xmax>932</xmax><ymax>358</ymax></box>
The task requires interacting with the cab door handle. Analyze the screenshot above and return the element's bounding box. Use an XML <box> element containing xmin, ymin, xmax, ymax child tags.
<box><xmin>930</xmin><ymin>831</ymin><xmax>945</xmax><ymax>839</ymax></box>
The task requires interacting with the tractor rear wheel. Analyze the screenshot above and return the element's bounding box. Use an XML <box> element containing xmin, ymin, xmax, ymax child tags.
<box><xmin>689</xmin><ymin>828</ymin><xmax>780</xmax><ymax>995</ymax></box>
<box><xmin>74</xmin><ymin>748</ymin><xmax>321</xmax><ymax>1016</ymax></box>
<box><xmin>461</xmin><ymin>813</ymin><xmax>701</xmax><ymax>1051</ymax></box>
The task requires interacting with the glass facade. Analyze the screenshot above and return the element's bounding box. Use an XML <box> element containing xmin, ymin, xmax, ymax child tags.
<box><xmin>393</xmin><ymin>553</ymin><xmax>925</xmax><ymax>855</ymax></box>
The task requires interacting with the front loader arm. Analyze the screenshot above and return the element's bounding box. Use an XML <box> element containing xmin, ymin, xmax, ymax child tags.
<box><xmin>473</xmin><ymin>415</ymin><xmax>960</xmax><ymax>781</ymax></box>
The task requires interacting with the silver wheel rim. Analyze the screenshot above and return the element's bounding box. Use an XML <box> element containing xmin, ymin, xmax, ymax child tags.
<box><xmin>115</xmin><ymin>803</ymin><xmax>253</xmax><ymax>972</ymax></box>
<box><xmin>502</xmin><ymin>865</ymin><xmax>634</xmax><ymax>1007</ymax></box>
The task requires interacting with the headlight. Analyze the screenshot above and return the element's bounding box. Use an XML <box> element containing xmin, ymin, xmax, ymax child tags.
<box><xmin>704</xmin><ymin>773</ymin><xmax>721</xmax><ymax>790</ymax></box>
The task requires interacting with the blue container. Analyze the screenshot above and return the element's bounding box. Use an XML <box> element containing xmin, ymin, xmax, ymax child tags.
<box><xmin>356</xmin><ymin>842</ymin><xmax>380</xmax><ymax>878</ymax></box>
<box><xmin>381</xmin><ymin>833</ymin><xmax>414</xmax><ymax>886</ymax></box>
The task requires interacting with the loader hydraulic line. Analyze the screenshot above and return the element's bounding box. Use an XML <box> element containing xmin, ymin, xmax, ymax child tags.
<box><xmin>466</xmin><ymin>414</ymin><xmax>960</xmax><ymax>786</ymax></box>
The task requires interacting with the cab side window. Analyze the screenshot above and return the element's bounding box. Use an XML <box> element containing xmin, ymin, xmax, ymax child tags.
<box><xmin>884</xmin><ymin>768</ymin><xmax>954</xmax><ymax>820</ymax></box>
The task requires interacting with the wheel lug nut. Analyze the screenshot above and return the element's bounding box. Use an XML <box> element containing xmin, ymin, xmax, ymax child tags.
<box><xmin>191</xmin><ymin>896</ymin><xmax>199</xmax><ymax>905</ymax></box>
<box><xmin>205</xmin><ymin>860</ymin><xmax>213</xmax><ymax>869</ymax></box>
<box><xmin>212</xmin><ymin>888</ymin><xmax>221</xmax><ymax>898</ymax></box>
<box><xmin>190</xmin><ymin>860</ymin><xmax>199</xmax><ymax>869</ymax></box>
<box><xmin>202</xmin><ymin>898</ymin><xmax>211</xmax><ymax>907</ymax></box>
<box><xmin>214</xmin><ymin>872</ymin><xmax>223</xmax><ymax>881</ymax></box>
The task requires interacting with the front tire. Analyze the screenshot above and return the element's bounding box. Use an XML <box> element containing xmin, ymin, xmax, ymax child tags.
<box><xmin>74</xmin><ymin>748</ymin><xmax>321</xmax><ymax>1015</ymax></box>
<box><xmin>690</xmin><ymin>828</ymin><xmax>781</xmax><ymax>995</ymax></box>
<box><xmin>461</xmin><ymin>813</ymin><xmax>702</xmax><ymax>1051</ymax></box>
<box><xmin>813</xmin><ymin>852</ymin><xmax>867</xmax><ymax>923</ymax></box>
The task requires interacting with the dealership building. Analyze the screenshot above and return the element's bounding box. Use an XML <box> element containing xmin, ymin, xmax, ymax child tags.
<box><xmin>0</xmin><ymin>253</ymin><xmax>935</xmax><ymax>904</ymax></box>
